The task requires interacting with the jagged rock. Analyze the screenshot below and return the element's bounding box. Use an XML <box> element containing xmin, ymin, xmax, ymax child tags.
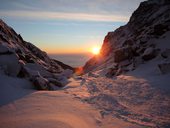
<box><xmin>54</xmin><ymin>74</ymin><xmax>69</xmax><ymax>85</ymax></box>
<box><xmin>119</xmin><ymin>60</ymin><xmax>131</xmax><ymax>67</ymax></box>
<box><xmin>106</xmin><ymin>68</ymin><xmax>117</xmax><ymax>77</ymax></box>
<box><xmin>158</xmin><ymin>63</ymin><xmax>170</xmax><ymax>74</ymax></box>
<box><xmin>136</xmin><ymin>47</ymin><xmax>146</xmax><ymax>55</ymax></box>
<box><xmin>142</xmin><ymin>47</ymin><xmax>157</xmax><ymax>61</ymax></box>
<box><xmin>114</xmin><ymin>47</ymin><xmax>133</xmax><ymax>63</ymax></box>
<box><xmin>123</xmin><ymin>39</ymin><xmax>134</xmax><ymax>46</ymax></box>
<box><xmin>161</xmin><ymin>49</ymin><xmax>170</xmax><ymax>59</ymax></box>
<box><xmin>0</xmin><ymin>53</ymin><xmax>21</xmax><ymax>76</ymax></box>
<box><xmin>139</xmin><ymin>37</ymin><xmax>148</xmax><ymax>44</ymax></box>
<box><xmin>24</xmin><ymin>63</ymin><xmax>53</xmax><ymax>78</ymax></box>
<box><xmin>32</xmin><ymin>75</ymin><xmax>50</xmax><ymax>90</ymax></box>
<box><xmin>19</xmin><ymin>59</ymin><xmax>26</xmax><ymax>66</ymax></box>
<box><xmin>47</xmin><ymin>78</ymin><xmax>64</xmax><ymax>87</ymax></box>
<box><xmin>115</xmin><ymin>68</ymin><xmax>124</xmax><ymax>76</ymax></box>
<box><xmin>20</xmin><ymin>66</ymin><xmax>40</xmax><ymax>78</ymax></box>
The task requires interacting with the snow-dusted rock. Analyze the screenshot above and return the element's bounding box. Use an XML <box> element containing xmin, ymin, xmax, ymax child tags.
<box><xmin>119</xmin><ymin>60</ymin><xmax>131</xmax><ymax>67</ymax></box>
<box><xmin>54</xmin><ymin>74</ymin><xmax>69</xmax><ymax>85</ymax></box>
<box><xmin>24</xmin><ymin>63</ymin><xmax>53</xmax><ymax>78</ymax></box>
<box><xmin>32</xmin><ymin>76</ymin><xmax>49</xmax><ymax>90</ymax></box>
<box><xmin>105</xmin><ymin>68</ymin><xmax>117</xmax><ymax>77</ymax></box>
<box><xmin>30</xmin><ymin>72</ymin><xmax>65</xmax><ymax>90</ymax></box>
<box><xmin>0</xmin><ymin>54</ymin><xmax>21</xmax><ymax>76</ymax></box>
<box><xmin>142</xmin><ymin>47</ymin><xmax>157</xmax><ymax>61</ymax></box>
<box><xmin>20</xmin><ymin>66</ymin><xmax>40</xmax><ymax>78</ymax></box>
<box><xmin>114</xmin><ymin>47</ymin><xmax>133</xmax><ymax>63</ymax></box>
<box><xmin>47</xmin><ymin>77</ymin><xmax>64</xmax><ymax>87</ymax></box>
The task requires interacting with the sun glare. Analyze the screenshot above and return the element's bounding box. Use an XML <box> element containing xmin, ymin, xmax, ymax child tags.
<box><xmin>92</xmin><ymin>47</ymin><xmax>100</xmax><ymax>55</ymax></box>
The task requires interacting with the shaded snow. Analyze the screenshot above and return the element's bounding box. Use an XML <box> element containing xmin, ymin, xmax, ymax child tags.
<box><xmin>0</xmin><ymin>74</ymin><xmax>34</xmax><ymax>106</ymax></box>
<box><xmin>0</xmin><ymin>83</ymin><xmax>100</xmax><ymax>128</ymax></box>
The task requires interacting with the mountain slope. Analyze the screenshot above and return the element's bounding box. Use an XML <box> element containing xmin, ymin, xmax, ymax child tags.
<box><xmin>0</xmin><ymin>19</ymin><xmax>73</xmax><ymax>91</ymax></box>
<box><xmin>83</xmin><ymin>0</ymin><xmax>170</xmax><ymax>77</ymax></box>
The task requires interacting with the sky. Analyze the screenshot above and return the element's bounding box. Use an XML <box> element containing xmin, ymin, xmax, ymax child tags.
<box><xmin>0</xmin><ymin>0</ymin><xmax>144</xmax><ymax>54</ymax></box>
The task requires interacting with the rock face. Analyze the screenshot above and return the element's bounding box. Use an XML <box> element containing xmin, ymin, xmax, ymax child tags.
<box><xmin>0</xmin><ymin>19</ymin><xmax>73</xmax><ymax>90</ymax></box>
<box><xmin>83</xmin><ymin>0</ymin><xmax>170</xmax><ymax>76</ymax></box>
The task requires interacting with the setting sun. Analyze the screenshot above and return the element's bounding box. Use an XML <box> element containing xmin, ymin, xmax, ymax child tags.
<box><xmin>92</xmin><ymin>47</ymin><xmax>100</xmax><ymax>55</ymax></box>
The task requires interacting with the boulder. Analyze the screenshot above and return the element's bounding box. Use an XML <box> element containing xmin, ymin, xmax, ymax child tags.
<box><xmin>0</xmin><ymin>53</ymin><xmax>21</xmax><ymax>76</ymax></box>
<box><xmin>158</xmin><ymin>63</ymin><xmax>170</xmax><ymax>74</ymax></box>
<box><xmin>19</xmin><ymin>66</ymin><xmax>40</xmax><ymax>78</ymax></box>
<box><xmin>142</xmin><ymin>47</ymin><xmax>157</xmax><ymax>61</ymax></box>
<box><xmin>24</xmin><ymin>63</ymin><xmax>53</xmax><ymax>77</ymax></box>
<box><xmin>32</xmin><ymin>76</ymin><xmax>49</xmax><ymax>90</ymax></box>
<box><xmin>114</xmin><ymin>47</ymin><xmax>133</xmax><ymax>63</ymax></box>
<box><xmin>54</xmin><ymin>74</ymin><xmax>69</xmax><ymax>85</ymax></box>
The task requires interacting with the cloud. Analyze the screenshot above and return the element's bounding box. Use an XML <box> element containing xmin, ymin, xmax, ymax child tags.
<box><xmin>0</xmin><ymin>0</ymin><xmax>143</xmax><ymax>22</ymax></box>
<box><xmin>0</xmin><ymin>10</ymin><xmax>129</xmax><ymax>22</ymax></box>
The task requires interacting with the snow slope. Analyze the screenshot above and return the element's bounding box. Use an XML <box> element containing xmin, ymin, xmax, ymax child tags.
<box><xmin>0</xmin><ymin>76</ymin><xmax>144</xmax><ymax>128</ymax></box>
<box><xmin>0</xmin><ymin>55</ymin><xmax>170</xmax><ymax>127</ymax></box>
<box><xmin>0</xmin><ymin>74</ymin><xmax>34</xmax><ymax>106</ymax></box>
<box><xmin>65</xmin><ymin>74</ymin><xmax>170</xmax><ymax>128</ymax></box>
<box><xmin>0</xmin><ymin>91</ymin><xmax>99</xmax><ymax>128</ymax></box>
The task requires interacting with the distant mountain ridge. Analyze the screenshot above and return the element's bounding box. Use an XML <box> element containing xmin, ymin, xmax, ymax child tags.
<box><xmin>0</xmin><ymin>19</ymin><xmax>73</xmax><ymax>90</ymax></box>
<box><xmin>83</xmin><ymin>0</ymin><xmax>170</xmax><ymax>76</ymax></box>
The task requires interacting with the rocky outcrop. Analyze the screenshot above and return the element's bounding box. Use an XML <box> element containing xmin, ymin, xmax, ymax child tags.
<box><xmin>0</xmin><ymin>19</ymin><xmax>73</xmax><ymax>90</ymax></box>
<box><xmin>141</xmin><ymin>47</ymin><xmax>158</xmax><ymax>61</ymax></box>
<box><xmin>83</xmin><ymin>0</ymin><xmax>170</xmax><ymax>76</ymax></box>
<box><xmin>114</xmin><ymin>47</ymin><xmax>133</xmax><ymax>63</ymax></box>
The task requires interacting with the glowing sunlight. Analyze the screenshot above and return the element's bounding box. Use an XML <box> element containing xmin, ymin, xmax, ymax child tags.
<box><xmin>92</xmin><ymin>47</ymin><xmax>100</xmax><ymax>55</ymax></box>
